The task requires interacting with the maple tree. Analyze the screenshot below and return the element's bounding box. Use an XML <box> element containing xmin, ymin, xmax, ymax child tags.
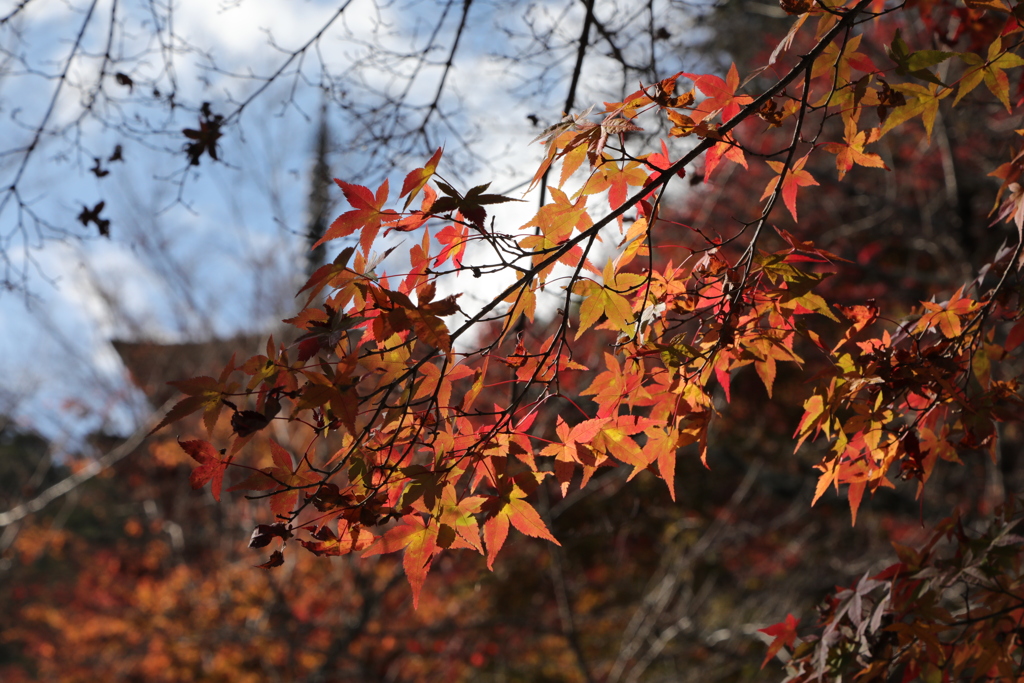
<box><xmin>140</xmin><ymin>0</ymin><xmax>1024</xmax><ymax>678</ymax></box>
<box><xmin>10</xmin><ymin>0</ymin><xmax>1024</xmax><ymax>680</ymax></box>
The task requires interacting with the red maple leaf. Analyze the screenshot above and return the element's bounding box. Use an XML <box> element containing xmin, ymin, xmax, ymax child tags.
<box><xmin>759</xmin><ymin>613</ymin><xmax>800</xmax><ymax>668</ymax></box>
<box><xmin>689</xmin><ymin>63</ymin><xmax>754</xmax><ymax>123</ymax></box>
<box><xmin>435</xmin><ymin>223</ymin><xmax>469</xmax><ymax>269</ymax></box>
<box><xmin>314</xmin><ymin>179</ymin><xmax>399</xmax><ymax>255</ymax></box>
<box><xmin>760</xmin><ymin>153</ymin><xmax>819</xmax><ymax>221</ymax></box>
<box><xmin>178</xmin><ymin>438</ymin><xmax>229</xmax><ymax>502</ymax></box>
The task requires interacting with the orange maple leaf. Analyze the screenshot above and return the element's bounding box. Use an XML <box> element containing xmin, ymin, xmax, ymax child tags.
<box><xmin>821</xmin><ymin>118</ymin><xmax>889</xmax><ymax>180</ymax></box>
<box><xmin>400</xmin><ymin>147</ymin><xmax>443</xmax><ymax>209</ymax></box>
<box><xmin>761</xmin><ymin>153</ymin><xmax>819</xmax><ymax>222</ymax></box>
<box><xmin>363</xmin><ymin>516</ymin><xmax>439</xmax><ymax>609</ymax></box>
<box><xmin>522</xmin><ymin>187</ymin><xmax>592</xmax><ymax>242</ymax></box>
<box><xmin>704</xmin><ymin>137</ymin><xmax>747</xmax><ymax>178</ymax></box>
<box><xmin>581</xmin><ymin>158</ymin><xmax>649</xmax><ymax>212</ymax></box>
<box><xmin>482</xmin><ymin>484</ymin><xmax>560</xmax><ymax>570</ymax></box>
<box><xmin>434</xmin><ymin>222</ymin><xmax>469</xmax><ymax>269</ymax></box>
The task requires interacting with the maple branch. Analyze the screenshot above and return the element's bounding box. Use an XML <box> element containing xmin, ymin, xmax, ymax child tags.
<box><xmin>0</xmin><ymin>0</ymin><xmax>35</xmax><ymax>25</ymax></box>
<box><xmin>0</xmin><ymin>0</ymin><xmax>99</xmax><ymax>286</ymax></box>
<box><xmin>727</xmin><ymin>61</ymin><xmax>814</xmax><ymax>315</ymax></box>
<box><xmin>538</xmin><ymin>0</ymin><xmax>595</xmax><ymax>208</ymax></box>
<box><xmin>448</xmin><ymin>0</ymin><xmax>873</xmax><ymax>349</ymax></box>
<box><xmin>223</xmin><ymin>0</ymin><xmax>353</xmax><ymax>124</ymax></box>
<box><xmin>318</xmin><ymin>1</ymin><xmax>875</xmax><ymax>485</ymax></box>
<box><xmin>420</xmin><ymin>0</ymin><xmax>474</xmax><ymax>141</ymax></box>
<box><xmin>0</xmin><ymin>398</ymin><xmax>175</xmax><ymax>527</ymax></box>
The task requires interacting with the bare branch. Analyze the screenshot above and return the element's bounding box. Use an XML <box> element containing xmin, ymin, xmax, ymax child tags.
<box><xmin>0</xmin><ymin>397</ymin><xmax>174</xmax><ymax>527</ymax></box>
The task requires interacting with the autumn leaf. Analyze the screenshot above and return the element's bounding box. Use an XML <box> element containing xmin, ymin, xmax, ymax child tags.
<box><xmin>387</xmin><ymin>185</ymin><xmax>437</xmax><ymax>235</ymax></box>
<box><xmin>645</xmin><ymin>425</ymin><xmax>680</xmax><ymax>501</ymax></box>
<box><xmin>434</xmin><ymin>223</ymin><xmax>469</xmax><ymax>269</ymax></box>
<box><xmin>248</xmin><ymin>522</ymin><xmax>293</xmax><ymax>548</ymax></box>
<box><xmin>521</xmin><ymin>187</ymin><xmax>591</xmax><ymax>242</ymax></box>
<box><xmin>230</xmin><ymin>410</ymin><xmax>269</xmax><ymax>437</ymax></box>
<box><xmin>178</xmin><ymin>438</ymin><xmax>229</xmax><ymax>502</ymax></box>
<box><xmin>590</xmin><ymin>415</ymin><xmax>660</xmax><ymax>476</ymax></box>
<box><xmin>821</xmin><ymin>118</ymin><xmax>889</xmax><ymax>180</ymax></box>
<box><xmin>666</xmin><ymin>108</ymin><xmax>698</xmax><ymax>138</ymax></box>
<box><xmin>314</xmin><ymin>179</ymin><xmax>399</xmax><ymax>255</ymax></box>
<box><xmin>812</xmin><ymin>34</ymin><xmax>879</xmax><ymax>86</ymax></box>
<box><xmin>991</xmin><ymin>181</ymin><xmax>1024</xmax><ymax>241</ymax></box>
<box><xmin>150</xmin><ymin>375</ymin><xmax>226</xmax><ymax>435</ymax></box>
<box><xmin>956</xmin><ymin>37</ymin><xmax>1024</xmax><ymax>112</ymax></box>
<box><xmin>256</xmin><ymin>550</ymin><xmax>285</xmax><ymax>569</ymax></box>
<box><xmin>879</xmin><ymin>82</ymin><xmax>950</xmax><ymax>141</ymax></box>
<box><xmin>300</xmin><ymin>522</ymin><xmax>374</xmax><ymax>556</ymax></box>
<box><xmin>363</xmin><ymin>516</ymin><xmax>439</xmax><ymax>609</ymax></box>
<box><xmin>149</xmin><ymin>395</ymin><xmax>208</xmax><ymax>436</ymax></box>
<box><xmin>431</xmin><ymin>181</ymin><xmax>521</xmax><ymax>230</ymax></box>
<box><xmin>689</xmin><ymin>63</ymin><xmax>753</xmax><ymax>123</ymax></box>
<box><xmin>776</xmin><ymin>268</ymin><xmax>839</xmax><ymax>321</ymax></box>
<box><xmin>794</xmin><ymin>393</ymin><xmax>828</xmax><ymax>452</ymax></box>
<box><xmin>703</xmin><ymin>137</ymin><xmax>747</xmax><ymax>178</ymax></box>
<box><xmin>885</xmin><ymin>30</ymin><xmax>952</xmax><ymax>86</ymax></box>
<box><xmin>297</xmin><ymin>246</ymin><xmax>356</xmax><ymax>306</ymax></box>
<box><xmin>437</xmin><ymin>487</ymin><xmax>485</xmax><ymax>553</ymax></box>
<box><xmin>741</xmin><ymin>333</ymin><xmax>802</xmax><ymax>398</ymax></box>
<box><xmin>761</xmin><ymin>153</ymin><xmax>819</xmax><ymax>221</ymax></box>
<box><xmin>572</xmin><ymin>258</ymin><xmax>645</xmax><ymax>339</ymax></box>
<box><xmin>373</xmin><ymin>286</ymin><xmax>460</xmax><ymax>353</ymax></box>
<box><xmin>1006</xmin><ymin>319</ymin><xmax>1024</xmax><ymax>351</ymax></box>
<box><xmin>580</xmin><ymin>352</ymin><xmax>648</xmax><ymax>419</ymax></box>
<box><xmin>643</xmin><ymin>140</ymin><xmax>685</xmax><ymax>193</ymax></box>
<box><xmin>504</xmin><ymin>282</ymin><xmax>537</xmax><ymax>330</ymax></box>
<box><xmin>644</xmin><ymin>73</ymin><xmax>694</xmax><ymax>109</ymax></box>
<box><xmin>917</xmin><ymin>287</ymin><xmax>978</xmax><ymax>338</ymax></box>
<box><xmin>580</xmin><ymin>157</ymin><xmax>650</xmax><ymax>213</ymax></box>
<box><xmin>401</xmin><ymin>147</ymin><xmax>443</xmax><ymax>209</ymax></box>
<box><xmin>557</xmin><ymin>140</ymin><xmax>590</xmax><ymax>187</ymax></box>
<box><xmin>482</xmin><ymin>483</ymin><xmax>559</xmax><ymax>569</ymax></box>
<box><xmin>759</xmin><ymin>613</ymin><xmax>800</xmax><ymax>668</ymax></box>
